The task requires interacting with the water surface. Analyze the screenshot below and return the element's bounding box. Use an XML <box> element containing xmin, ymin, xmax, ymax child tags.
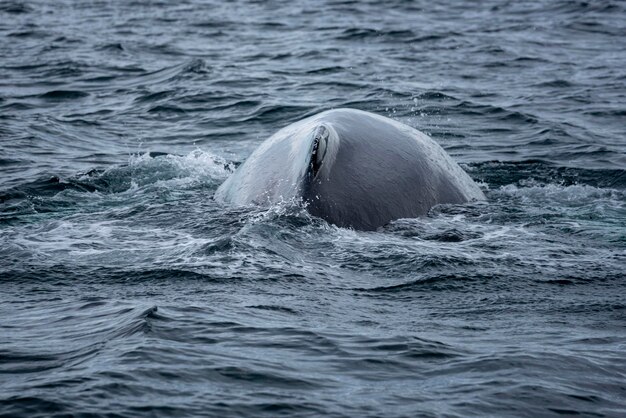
<box><xmin>1</xmin><ymin>0</ymin><xmax>625</xmax><ymax>416</ymax></box>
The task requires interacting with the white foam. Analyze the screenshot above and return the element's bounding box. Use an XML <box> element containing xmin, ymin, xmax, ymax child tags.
<box><xmin>495</xmin><ymin>182</ymin><xmax>624</xmax><ymax>206</ymax></box>
<box><xmin>114</xmin><ymin>148</ymin><xmax>235</xmax><ymax>191</ymax></box>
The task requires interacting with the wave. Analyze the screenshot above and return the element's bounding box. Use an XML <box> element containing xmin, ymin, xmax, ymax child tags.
<box><xmin>470</xmin><ymin>160</ymin><xmax>626</xmax><ymax>189</ymax></box>
<box><xmin>1</xmin><ymin>300</ymin><xmax>156</xmax><ymax>374</ymax></box>
<box><xmin>2</xmin><ymin>149</ymin><xmax>231</xmax><ymax>196</ymax></box>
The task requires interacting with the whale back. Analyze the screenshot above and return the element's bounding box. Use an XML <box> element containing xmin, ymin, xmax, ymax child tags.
<box><xmin>215</xmin><ymin>108</ymin><xmax>485</xmax><ymax>230</ymax></box>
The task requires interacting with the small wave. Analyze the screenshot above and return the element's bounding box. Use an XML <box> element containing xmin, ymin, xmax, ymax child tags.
<box><xmin>545</xmin><ymin>1</ymin><xmax>623</xmax><ymax>14</ymax></box>
<box><xmin>133</xmin><ymin>89</ymin><xmax>177</xmax><ymax>104</ymax></box>
<box><xmin>565</xmin><ymin>20</ymin><xmax>624</xmax><ymax>36</ymax></box>
<box><xmin>336</xmin><ymin>27</ymin><xmax>417</xmax><ymax>42</ymax></box>
<box><xmin>346</xmin><ymin>335</ymin><xmax>462</xmax><ymax>360</ymax></box>
<box><xmin>0</xmin><ymin>300</ymin><xmax>156</xmax><ymax>375</ymax></box>
<box><xmin>0</xmin><ymin>1</ymin><xmax>33</xmax><ymax>14</ymax></box>
<box><xmin>453</xmin><ymin>101</ymin><xmax>539</xmax><ymax>124</ymax></box>
<box><xmin>0</xmin><ymin>397</ymin><xmax>69</xmax><ymax>417</ymax></box>
<box><xmin>106</xmin><ymin>58</ymin><xmax>208</xmax><ymax>89</ymax></box>
<box><xmin>495</xmin><ymin>181</ymin><xmax>624</xmax><ymax>205</ymax></box>
<box><xmin>7</xmin><ymin>29</ymin><xmax>49</xmax><ymax>38</ymax></box>
<box><xmin>248</xmin><ymin>305</ymin><xmax>299</xmax><ymax>315</ymax></box>
<box><xmin>385</xmin><ymin>219</ymin><xmax>484</xmax><ymax>242</ymax></box>
<box><xmin>471</xmin><ymin>160</ymin><xmax>626</xmax><ymax>189</ymax></box>
<box><xmin>38</xmin><ymin>90</ymin><xmax>89</xmax><ymax>100</ymax></box>
<box><xmin>213</xmin><ymin>365</ymin><xmax>324</xmax><ymax>388</ymax></box>
<box><xmin>534</xmin><ymin>79</ymin><xmax>574</xmax><ymax>88</ymax></box>
<box><xmin>237</xmin><ymin>104</ymin><xmax>313</xmax><ymax>124</ymax></box>
<box><xmin>99</xmin><ymin>42</ymin><xmax>125</xmax><ymax>52</ymax></box>
<box><xmin>147</xmin><ymin>104</ymin><xmax>187</xmax><ymax>115</ymax></box>
<box><xmin>584</xmin><ymin>108</ymin><xmax>626</xmax><ymax>117</ymax></box>
<box><xmin>412</xmin><ymin>91</ymin><xmax>458</xmax><ymax>101</ymax></box>
<box><xmin>304</xmin><ymin>65</ymin><xmax>345</xmax><ymax>75</ymax></box>
<box><xmin>355</xmin><ymin>273</ymin><xmax>486</xmax><ymax>293</ymax></box>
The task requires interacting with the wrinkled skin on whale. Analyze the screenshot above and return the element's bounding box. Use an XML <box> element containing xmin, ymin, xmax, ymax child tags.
<box><xmin>215</xmin><ymin>108</ymin><xmax>485</xmax><ymax>230</ymax></box>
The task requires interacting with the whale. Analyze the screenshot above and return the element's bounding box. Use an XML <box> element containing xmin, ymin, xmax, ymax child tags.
<box><xmin>215</xmin><ymin>108</ymin><xmax>485</xmax><ymax>230</ymax></box>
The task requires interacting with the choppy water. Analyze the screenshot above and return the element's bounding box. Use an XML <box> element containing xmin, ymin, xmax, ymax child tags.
<box><xmin>1</xmin><ymin>0</ymin><xmax>626</xmax><ymax>416</ymax></box>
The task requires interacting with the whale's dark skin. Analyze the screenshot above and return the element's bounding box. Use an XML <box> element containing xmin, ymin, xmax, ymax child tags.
<box><xmin>215</xmin><ymin>108</ymin><xmax>485</xmax><ymax>230</ymax></box>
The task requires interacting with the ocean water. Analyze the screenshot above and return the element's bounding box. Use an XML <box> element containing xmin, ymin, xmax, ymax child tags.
<box><xmin>1</xmin><ymin>0</ymin><xmax>625</xmax><ymax>416</ymax></box>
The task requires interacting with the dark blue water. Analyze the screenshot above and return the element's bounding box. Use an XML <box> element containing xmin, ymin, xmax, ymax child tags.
<box><xmin>1</xmin><ymin>1</ymin><xmax>625</xmax><ymax>416</ymax></box>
